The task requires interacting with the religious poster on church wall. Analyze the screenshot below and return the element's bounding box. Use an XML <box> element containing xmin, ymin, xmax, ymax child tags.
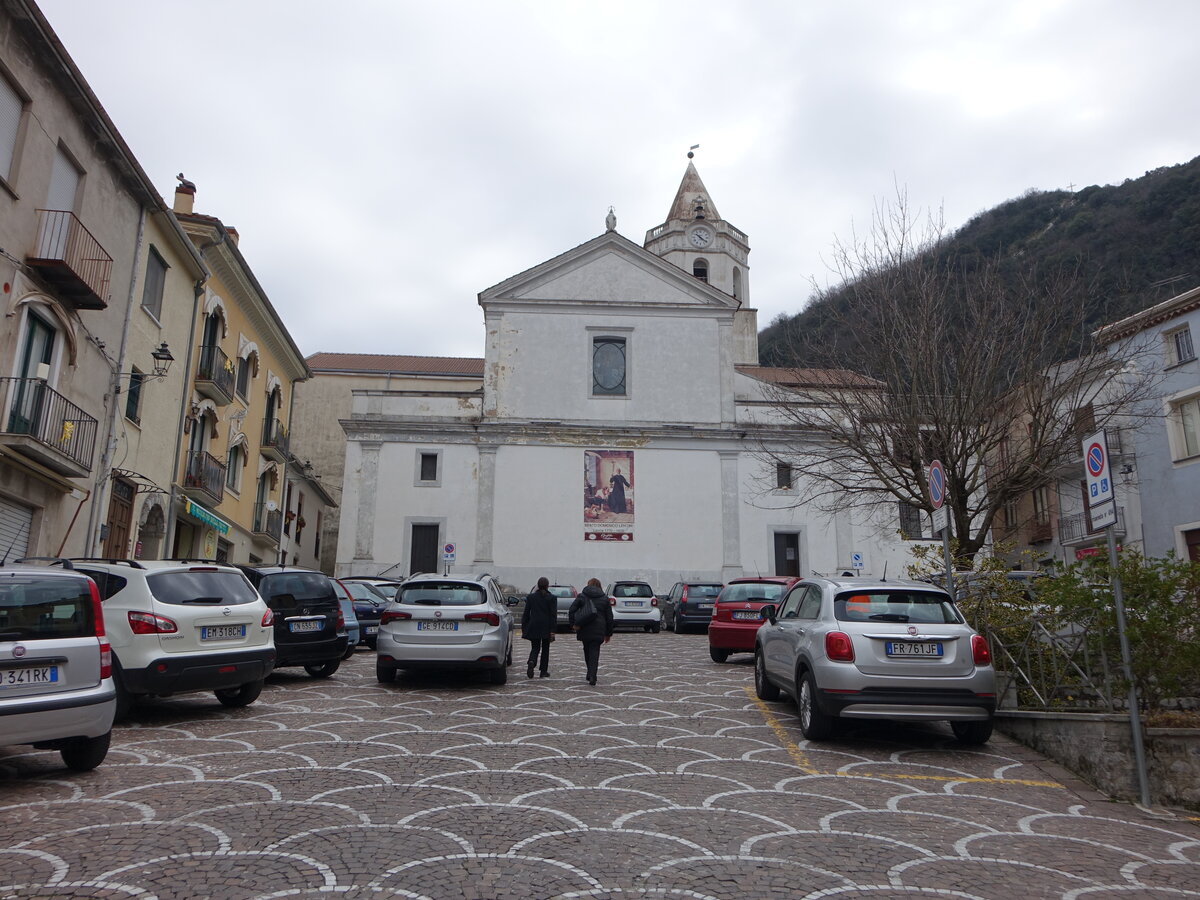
<box><xmin>584</xmin><ymin>450</ymin><xmax>634</xmax><ymax>542</ymax></box>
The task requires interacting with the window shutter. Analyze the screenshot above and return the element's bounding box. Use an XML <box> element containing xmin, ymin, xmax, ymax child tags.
<box><xmin>0</xmin><ymin>73</ymin><xmax>22</xmax><ymax>179</ymax></box>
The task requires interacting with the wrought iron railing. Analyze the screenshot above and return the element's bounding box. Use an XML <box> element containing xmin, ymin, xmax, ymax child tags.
<box><xmin>29</xmin><ymin>209</ymin><xmax>113</xmax><ymax>307</ymax></box>
<box><xmin>0</xmin><ymin>377</ymin><xmax>98</xmax><ymax>469</ymax></box>
<box><xmin>1058</xmin><ymin>507</ymin><xmax>1126</xmax><ymax>544</ymax></box>
<box><xmin>253</xmin><ymin>502</ymin><xmax>282</xmax><ymax>539</ymax></box>
<box><xmin>196</xmin><ymin>344</ymin><xmax>235</xmax><ymax>400</ymax></box>
<box><xmin>981</xmin><ymin>615</ymin><xmax>1117</xmax><ymax>711</ymax></box>
<box><xmin>183</xmin><ymin>450</ymin><xmax>226</xmax><ymax>502</ymax></box>
<box><xmin>261</xmin><ymin>417</ymin><xmax>289</xmax><ymax>458</ymax></box>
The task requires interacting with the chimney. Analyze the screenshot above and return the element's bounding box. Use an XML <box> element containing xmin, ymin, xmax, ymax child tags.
<box><xmin>173</xmin><ymin>182</ymin><xmax>195</xmax><ymax>215</ymax></box>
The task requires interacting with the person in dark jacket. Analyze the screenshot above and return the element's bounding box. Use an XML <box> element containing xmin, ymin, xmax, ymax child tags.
<box><xmin>569</xmin><ymin>577</ymin><xmax>614</xmax><ymax>685</ymax></box>
<box><xmin>522</xmin><ymin>576</ymin><xmax>557</xmax><ymax>678</ymax></box>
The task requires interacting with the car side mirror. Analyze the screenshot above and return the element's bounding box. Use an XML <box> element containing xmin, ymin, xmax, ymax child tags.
<box><xmin>762</xmin><ymin>604</ymin><xmax>777</xmax><ymax>624</ymax></box>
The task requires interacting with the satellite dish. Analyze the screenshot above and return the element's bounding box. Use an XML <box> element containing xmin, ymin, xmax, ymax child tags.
<box><xmin>266</xmin><ymin>501</ymin><xmax>278</xmax><ymax>511</ymax></box>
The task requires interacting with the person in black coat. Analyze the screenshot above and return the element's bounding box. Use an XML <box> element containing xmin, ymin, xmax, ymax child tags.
<box><xmin>569</xmin><ymin>577</ymin><xmax>614</xmax><ymax>685</ymax></box>
<box><xmin>522</xmin><ymin>576</ymin><xmax>557</xmax><ymax>678</ymax></box>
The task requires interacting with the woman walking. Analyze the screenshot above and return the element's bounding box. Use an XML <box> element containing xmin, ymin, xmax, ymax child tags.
<box><xmin>570</xmin><ymin>577</ymin><xmax>614</xmax><ymax>685</ymax></box>
<box><xmin>522</xmin><ymin>576</ymin><xmax>556</xmax><ymax>678</ymax></box>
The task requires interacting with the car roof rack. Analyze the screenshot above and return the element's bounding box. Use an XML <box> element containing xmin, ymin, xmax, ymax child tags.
<box><xmin>65</xmin><ymin>557</ymin><xmax>146</xmax><ymax>569</ymax></box>
<box><xmin>14</xmin><ymin>556</ymin><xmax>76</xmax><ymax>569</ymax></box>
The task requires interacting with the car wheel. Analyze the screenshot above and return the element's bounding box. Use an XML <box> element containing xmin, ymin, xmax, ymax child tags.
<box><xmin>375</xmin><ymin>660</ymin><xmax>396</xmax><ymax>683</ymax></box>
<box><xmin>112</xmin><ymin>665</ymin><xmax>134</xmax><ymax>722</ymax></box>
<box><xmin>488</xmin><ymin>664</ymin><xmax>508</xmax><ymax>685</ymax></box>
<box><xmin>754</xmin><ymin>650</ymin><xmax>780</xmax><ymax>701</ymax></box>
<box><xmin>304</xmin><ymin>659</ymin><xmax>340</xmax><ymax>679</ymax></box>
<box><xmin>650</xmin><ymin>623</ymin><xmax>660</xmax><ymax>634</ymax></box>
<box><xmin>214</xmin><ymin>679</ymin><xmax>264</xmax><ymax>708</ymax></box>
<box><xmin>951</xmin><ymin>719</ymin><xmax>994</xmax><ymax>745</ymax></box>
<box><xmin>710</xmin><ymin>647</ymin><xmax>730</xmax><ymax>664</ymax></box>
<box><xmin>342</xmin><ymin>643</ymin><xmax>357</xmax><ymax>660</ymax></box>
<box><xmin>797</xmin><ymin>670</ymin><xmax>836</xmax><ymax>741</ymax></box>
<box><xmin>59</xmin><ymin>732</ymin><xmax>111</xmax><ymax>772</ymax></box>
<box><xmin>505</xmin><ymin>643</ymin><xmax>513</xmax><ymax>667</ymax></box>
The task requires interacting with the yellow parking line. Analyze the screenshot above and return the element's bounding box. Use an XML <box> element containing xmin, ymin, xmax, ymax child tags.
<box><xmin>745</xmin><ymin>686</ymin><xmax>1064</xmax><ymax>788</ymax></box>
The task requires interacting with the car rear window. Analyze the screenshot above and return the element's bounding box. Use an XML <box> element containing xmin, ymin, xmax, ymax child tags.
<box><xmin>835</xmin><ymin>590</ymin><xmax>962</xmax><ymax>624</ymax></box>
<box><xmin>686</xmin><ymin>584</ymin><xmax>723</xmax><ymax>598</ymax></box>
<box><xmin>343</xmin><ymin>581</ymin><xmax>387</xmax><ymax>601</ymax></box>
<box><xmin>549</xmin><ymin>587</ymin><xmax>575</xmax><ymax>598</ymax></box>
<box><xmin>148</xmin><ymin>570</ymin><xmax>260</xmax><ymax>606</ymax></box>
<box><xmin>0</xmin><ymin>576</ymin><xmax>97</xmax><ymax>639</ymax></box>
<box><xmin>400</xmin><ymin>583</ymin><xmax>487</xmax><ymax>606</ymax></box>
<box><xmin>613</xmin><ymin>583</ymin><xmax>653</xmax><ymax>598</ymax></box>
<box><xmin>257</xmin><ymin>572</ymin><xmax>337</xmax><ymax>608</ymax></box>
<box><xmin>720</xmin><ymin>583</ymin><xmax>785</xmax><ymax>603</ymax></box>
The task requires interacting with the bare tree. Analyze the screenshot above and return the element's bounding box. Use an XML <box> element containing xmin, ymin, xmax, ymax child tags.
<box><xmin>756</xmin><ymin>192</ymin><xmax>1157</xmax><ymax>565</ymax></box>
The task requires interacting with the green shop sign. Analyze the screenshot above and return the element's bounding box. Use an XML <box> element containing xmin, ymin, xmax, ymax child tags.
<box><xmin>185</xmin><ymin>499</ymin><xmax>230</xmax><ymax>536</ymax></box>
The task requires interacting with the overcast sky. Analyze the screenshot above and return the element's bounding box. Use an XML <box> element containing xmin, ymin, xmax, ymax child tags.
<box><xmin>36</xmin><ymin>0</ymin><xmax>1200</xmax><ymax>360</ymax></box>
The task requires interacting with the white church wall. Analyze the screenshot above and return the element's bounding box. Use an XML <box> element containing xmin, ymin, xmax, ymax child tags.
<box><xmin>487</xmin><ymin>310</ymin><xmax>725</xmax><ymax>424</ymax></box>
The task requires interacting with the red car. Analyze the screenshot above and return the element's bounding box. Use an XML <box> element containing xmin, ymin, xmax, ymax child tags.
<box><xmin>707</xmin><ymin>576</ymin><xmax>800</xmax><ymax>663</ymax></box>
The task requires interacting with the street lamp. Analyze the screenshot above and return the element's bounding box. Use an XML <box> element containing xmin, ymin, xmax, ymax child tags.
<box><xmin>150</xmin><ymin>342</ymin><xmax>175</xmax><ymax>378</ymax></box>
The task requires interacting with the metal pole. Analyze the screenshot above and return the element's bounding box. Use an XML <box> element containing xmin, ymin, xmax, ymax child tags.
<box><xmin>1107</xmin><ymin>524</ymin><xmax>1151</xmax><ymax>807</ymax></box>
<box><xmin>941</xmin><ymin>525</ymin><xmax>954</xmax><ymax>598</ymax></box>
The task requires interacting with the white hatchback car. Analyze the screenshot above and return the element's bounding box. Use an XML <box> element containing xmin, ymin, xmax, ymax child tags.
<box><xmin>605</xmin><ymin>580</ymin><xmax>662</xmax><ymax>632</ymax></box>
<box><xmin>2</xmin><ymin>562</ymin><xmax>115</xmax><ymax>770</ymax></box>
<box><xmin>375</xmin><ymin>573</ymin><xmax>514</xmax><ymax>685</ymax></box>
<box><xmin>70</xmin><ymin>559</ymin><xmax>275</xmax><ymax>716</ymax></box>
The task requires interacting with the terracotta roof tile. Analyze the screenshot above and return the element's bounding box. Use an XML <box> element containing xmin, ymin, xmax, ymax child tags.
<box><xmin>306</xmin><ymin>353</ymin><xmax>484</xmax><ymax>376</ymax></box>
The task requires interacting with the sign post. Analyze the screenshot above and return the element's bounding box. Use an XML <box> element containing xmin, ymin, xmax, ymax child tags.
<box><xmin>442</xmin><ymin>542</ymin><xmax>456</xmax><ymax>576</ymax></box>
<box><xmin>1083</xmin><ymin>430</ymin><xmax>1149</xmax><ymax>806</ymax></box>
<box><xmin>928</xmin><ymin>459</ymin><xmax>954</xmax><ymax>597</ymax></box>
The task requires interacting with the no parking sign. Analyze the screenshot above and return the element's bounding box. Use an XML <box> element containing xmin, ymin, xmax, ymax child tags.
<box><xmin>1083</xmin><ymin>431</ymin><xmax>1117</xmax><ymax>529</ymax></box>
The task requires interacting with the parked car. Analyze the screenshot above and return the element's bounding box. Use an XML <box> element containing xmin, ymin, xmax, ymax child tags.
<box><xmin>1</xmin><ymin>561</ymin><xmax>116</xmax><ymax>770</ymax></box>
<box><xmin>339</xmin><ymin>579</ymin><xmax>389</xmax><ymax>648</ymax></box>
<box><xmin>754</xmin><ymin>576</ymin><xmax>996</xmax><ymax>744</ymax></box>
<box><xmin>708</xmin><ymin>576</ymin><xmax>799</xmax><ymax>662</ymax></box>
<box><xmin>662</xmin><ymin>581</ymin><xmax>724</xmax><ymax>633</ymax></box>
<box><xmin>69</xmin><ymin>558</ymin><xmax>275</xmax><ymax>716</ymax></box>
<box><xmin>341</xmin><ymin>575</ymin><xmax>404</xmax><ymax>601</ymax></box>
<box><xmin>546</xmin><ymin>584</ymin><xmax>578</xmax><ymax>632</ymax></box>
<box><xmin>332</xmin><ymin>580</ymin><xmax>361</xmax><ymax>658</ymax></box>
<box><xmin>236</xmin><ymin>565</ymin><xmax>347</xmax><ymax>678</ymax></box>
<box><xmin>605</xmin><ymin>581</ymin><xmax>661</xmax><ymax>633</ymax></box>
<box><xmin>375</xmin><ymin>573</ymin><xmax>514</xmax><ymax>685</ymax></box>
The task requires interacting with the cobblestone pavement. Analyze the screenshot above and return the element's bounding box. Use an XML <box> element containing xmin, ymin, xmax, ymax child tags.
<box><xmin>2</xmin><ymin>630</ymin><xmax>1199</xmax><ymax>899</ymax></box>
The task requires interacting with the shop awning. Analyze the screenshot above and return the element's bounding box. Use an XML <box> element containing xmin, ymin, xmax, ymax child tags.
<box><xmin>184</xmin><ymin>498</ymin><xmax>230</xmax><ymax>536</ymax></box>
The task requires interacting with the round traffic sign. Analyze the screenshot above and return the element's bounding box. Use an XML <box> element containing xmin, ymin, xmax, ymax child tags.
<box><xmin>928</xmin><ymin>460</ymin><xmax>946</xmax><ymax>510</ymax></box>
<box><xmin>443</xmin><ymin>543</ymin><xmax>455</xmax><ymax>555</ymax></box>
<box><xmin>1086</xmin><ymin>443</ymin><xmax>1106</xmax><ymax>477</ymax></box>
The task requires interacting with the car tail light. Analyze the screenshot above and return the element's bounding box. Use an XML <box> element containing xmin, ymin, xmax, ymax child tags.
<box><xmin>128</xmin><ymin>610</ymin><xmax>178</xmax><ymax>634</ymax></box>
<box><xmin>380</xmin><ymin>610</ymin><xmax>412</xmax><ymax>625</ymax></box>
<box><xmin>825</xmin><ymin>631</ymin><xmax>855</xmax><ymax>662</ymax></box>
<box><xmin>99</xmin><ymin>640</ymin><xmax>112</xmax><ymax>680</ymax></box>
<box><xmin>188</xmin><ymin>567</ymin><xmax>219</xmax><ymax>572</ymax></box>
<box><xmin>609</xmin><ymin>597</ymin><xmax>616</xmax><ymax>606</ymax></box>
<box><xmin>681</xmin><ymin>585</ymin><xmax>689</xmax><ymax>602</ymax></box>
<box><xmin>651</xmin><ymin>596</ymin><xmax>658</xmax><ymax>606</ymax></box>
<box><xmin>337</xmin><ymin>607</ymin><xmax>346</xmax><ymax>630</ymax></box>
<box><xmin>465</xmin><ymin>612</ymin><xmax>500</xmax><ymax>627</ymax></box>
<box><xmin>971</xmin><ymin>634</ymin><xmax>992</xmax><ymax>666</ymax></box>
<box><xmin>261</xmin><ymin>609</ymin><xmax>274</xmax><ymax>627</ymax></box>
<box><xmin>93</xmin><ymin>577</ymin><xmax>112</xmax><ymax>679</ymax></box>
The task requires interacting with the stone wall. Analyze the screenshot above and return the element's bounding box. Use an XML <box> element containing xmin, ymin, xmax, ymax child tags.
<box><xmin>996</xmin><ymin>710</ymin><xmax>1200</xmax><ymax>811</ymax></box>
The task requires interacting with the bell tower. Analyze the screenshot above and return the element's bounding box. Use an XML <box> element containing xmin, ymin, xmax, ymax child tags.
<box><xmin>643</xmin><ymin>155</ymin><xmax>750</xmax><ymax>306</ymax></box>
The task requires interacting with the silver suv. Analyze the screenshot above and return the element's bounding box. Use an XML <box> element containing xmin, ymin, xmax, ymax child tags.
<box><xmin>754</xmin><ymin>576</ymin><xmax>996</xmax><ymax>744</ymax></box>
<box><xmin>1</xmin><ymin>561</ymin><xmax>116</xmax><ymax>770</ymax></box>
<box><xmin>70</xmin><ymin>559</ymin><xmax>275</xmax><ymax>716</ymax></box>
<box><xmin>376</xmin><ymin>573</ymin><xmax>514</xmax><ymax>685</ymax></box>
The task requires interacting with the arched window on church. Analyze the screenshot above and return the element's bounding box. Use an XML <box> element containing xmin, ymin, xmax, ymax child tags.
<box><xmin>693</xmin><ymin>258</ymin><xmax>708</xmax><ymax>282</ymax></box>
<box><xmin>733</xmin><ymin>266</ymin><xmax>742</xmax><ymax>299</ymax></box>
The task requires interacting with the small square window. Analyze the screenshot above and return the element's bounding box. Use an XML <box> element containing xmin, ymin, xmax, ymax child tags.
<box><xmin>775</xmin><ymin>463</ymin><xmax>793</xmax><ymax>490</ymax></box>
<box><xmin>898</xmin><ymin>502</ymin><xmax>930</xmax><ymax>540</ymax></box>
<box><xmin>416</xmin><ymin>449</ymin><xmax>442</xmax><ymax>486</ymax></box>
<box><xmin>1166</xmin><ymin>326</ymin><xmax>1195</xmax><ymax>367</ymax></box>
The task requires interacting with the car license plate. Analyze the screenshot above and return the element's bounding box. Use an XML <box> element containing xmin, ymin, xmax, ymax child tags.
<box><xmin>886</xmin><ymin>641</ymin><xmax>943</xmax><ymax>657</ymax></box>
<box><xmin>0</xmin><ymin>665</ymin><xmax>58</xmax><ymax>687</ymax></box>
<box><xmin>201</xmin><ymin>624</ymin><xmax>246</xmax><ymax>641</ymax></box>
<box><xmin>418</xmin><ymin>621</ymin><xmax>458</xmax><ymax>631</ymax></box>
<box><xmin>699</xmin><ymin>604</ymin><xmax>714</xmax><ymax>610</ymax></box>
<box><xmin>365</xmin><ymin>626</ymin><xmax>378</xmax><ymax>635</ymax></box>
<box><xmin>625</xmin><ymin>601</ymin><xmax>644</xmax><ymax>607</ymax></box>
<box><xmin>733</xmin><ymin>610</ymin><xmax>761</xmax><ymax>620</ymax></box>
<box><xmin>289</xmin><ymin>620</ymin><xmax>322</xmax><ymax>633</ymax></box>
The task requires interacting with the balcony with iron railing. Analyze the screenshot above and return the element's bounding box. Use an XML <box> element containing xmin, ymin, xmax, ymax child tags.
<box><xmin>195</xmin><ymin>344</ymin><xmax>235</xmax><ymax>405</ymax></box>
<box><xmin>0</xmin><ymin>377</ymin><xmax>98</xmax><ymax>477</ymax></box>
<box><xmin>252</xmin><ymin>502</ymin><xmax>282</xmax><ymax>543</ymax></box>
<box><xmin>182</xmin><ymin>450</ymin><xmax>225</xmax><ymax>504</ymax></box>
<box><xmin>260</xmin><ymin>417</ymin><xmax>289</xmax><ymax>463</ymax></box>
<box><xmin>27</xmin><ymin>210</ymin><xmax>113</xmax><ymax>309</ymax></box>
<box><xmin>1058</xmin><ymin>506</ymin><xmax>1127</xmax><ymax>546</ymax></box>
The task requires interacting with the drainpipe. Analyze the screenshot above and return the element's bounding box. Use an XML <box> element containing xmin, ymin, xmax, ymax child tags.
<box><xmin>84</xmin><ymin>206</ymin><xmax>145</xmax><ymax>557</ymax></box>
<box><xmin>162</xmin><ymin>272</ymin><xmax>209</xmax><ymax>558</ymax></box>
<box><xmin>276</xmin><ymin>379</ymin><xmax>299</xmax><ymax>564</ymax></box>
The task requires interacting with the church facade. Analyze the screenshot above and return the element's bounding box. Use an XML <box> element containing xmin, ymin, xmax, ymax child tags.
<box><xmin>334</xmin><ymin>164</ymin><xmax>925</xmax><ymax>591</ymax></box>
